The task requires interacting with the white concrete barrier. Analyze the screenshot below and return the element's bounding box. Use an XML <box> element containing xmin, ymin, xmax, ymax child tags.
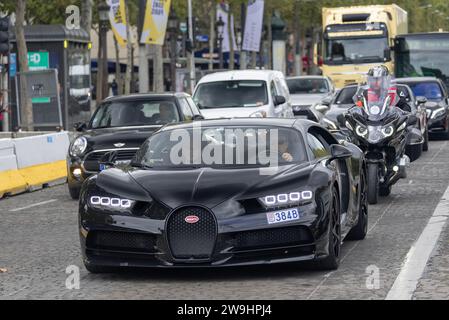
<box><xmin>0</xmin><ymin>139</ymin><xmax>18</xmax><ymax>172</ymax></box>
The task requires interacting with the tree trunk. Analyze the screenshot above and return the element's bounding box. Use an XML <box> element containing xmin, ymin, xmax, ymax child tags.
<box><xmin>113</xmin><ymin>36</ymin><xmax>123</xmax><ymax>95</ymax></box>
<box><xmin>266</xmin><ymin>13</ymin><xmax>272</xmax><ymax>70</ymax></box>
<box><xmin>208</xmin><ymin>0</ymin><xmax>215</xmax><ymax>71</ymax></box>
<box><xmin>16</xmin><ymin>0</ymin><xmax>33</xmax><ymax>131</ymax></box>
<box><xmin>153</xmin><ymin>45</ymin><xmax>164</xmax><ymax>92</ymax></box>
<box><xmin>228</xmin><ymin>3</ymin><xmax>234</xmax><ymax>70</ymax></box>
<box><xmin>80</xmin><ymin>0</ymin><xmax>93</xmax><ymax>36</ymax></box>
<box><xmin>124</xmin><ymin>0</ymin><xmax>133</xmax><ymax>94</ymax></box>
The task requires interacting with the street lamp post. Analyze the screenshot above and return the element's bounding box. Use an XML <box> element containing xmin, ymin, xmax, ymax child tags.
<box><xmin>96</xmin><ymin>1</ymin><xmax>110</xmax><ymax>106</ymax></box>
<box><xmin>216</xmin><ymin>16</ymin><xmax>225</xmax><ymax>70</ymax></box>
<box><xmin>168</xmin><ymin>9</ymin><xmax>179</xmax><ymax>92</ymax></box>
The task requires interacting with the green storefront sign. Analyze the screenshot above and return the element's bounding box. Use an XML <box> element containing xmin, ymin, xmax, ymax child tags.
<box><xmin>28</xmin><ymin>52</ymin><xmax>50</xmax><ymax>103</ymax></box>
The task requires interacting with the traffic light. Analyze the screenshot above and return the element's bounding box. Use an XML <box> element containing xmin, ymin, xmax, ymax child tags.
<box><xmin>0</xmin><ymin>16</ymin><xmax>10</xmax><ymax>54</ymax></box>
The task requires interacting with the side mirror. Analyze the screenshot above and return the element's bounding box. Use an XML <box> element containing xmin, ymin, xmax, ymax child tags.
<box><xmin>416</xmin><ymin>96</ymin><xmax>427</xmax><ymax>105</ymax></box>
<box><xmin>99</xmin><ymin>151</ymin><xmax>117</xmax><ymax>168</ymax></box>
<box><xmin>315</xmin><ymin>104</ymin><xmax>330</xmax><ymax>114</ymax></box>
<box><xmin>407</xmin><ymin>114</ymin><xmax>418</xmax><ymax>126</ymax></box>
<box><xmin>274</xmin><ymin>95</ymin><xmax>286</xmax><ymax>106</ymax></box>
<box><xmin>384</xmin><ymin>48</ymin><xmax>392</xmax><ymax>61</ymax></box>
<box><xmin>326</xmin><ymin>144</ymin><xmax>352</xmax><ymax>166</ymax></box>
<box><xmin>321</xmin><ymin>96</ymin><xmax>333</xmax><ymax>106</ymax></box>
<box><xmin>74</xmin><ymin>122</ymin><xmax>87</xmax><ymax>132</ymax></box>
<box><xmin>193</xmin><ymin>114</ymin><xmax>205</xmax><ymax>121</ymax></box>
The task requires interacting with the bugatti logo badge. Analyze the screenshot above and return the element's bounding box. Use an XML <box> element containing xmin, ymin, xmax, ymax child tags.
<box><xmin>114</xmin><ymin>143</ymin><xmax>125</xmax><ymax>148</ymax></box>
<box><xmin>185</xmin><ymin>215</ymin><xmax>199</xmax><ymax>224</ymax></box>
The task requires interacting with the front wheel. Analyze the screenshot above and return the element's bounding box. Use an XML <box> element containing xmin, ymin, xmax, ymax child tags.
<box><xmin>367</xmin><ymin>163</ymin><xmax>379</xmax><ymax>205</ymax></box>
<box><xmin>68</xmin><ymin>185</ymin><xmax>81</xmax><ymax>200</ymax></box>
<box><xmin>347</xmin><ymin>170</ymin><xmax>368</xmax><ymax>241</ymax></box>
<box><xmin>423</xmin><ymin>129</ymin><xmax>429</xmax><ymax>151</ymax></box>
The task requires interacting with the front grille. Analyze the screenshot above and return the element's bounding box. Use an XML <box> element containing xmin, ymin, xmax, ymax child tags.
<box><xmin>166</xmin><ymin>207</ymin><xmax>217</xmax><ymax>260</ymax></box>
<box><xmin>87</xmin><ymin>231</ymin><xmax>157</xmax><ymax>253</ymax></box>
<box><xmin>232</xmin><ymin>226</ymin><xmax>313</xmax><ymax>250</ymax></box>
<box><xmin>83</xmin><ymin>148</ymin><xmax>138</xmax><ymax>172</ymax></box>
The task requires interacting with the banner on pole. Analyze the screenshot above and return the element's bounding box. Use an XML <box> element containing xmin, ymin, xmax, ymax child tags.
<box><xmin>216</xmin><ymin>2</ymin><xmax>237</xmax><ymax>53</ymax></box>
<box><xmin>107</xmin><ymin>0</ymin><xmax>128</xmax><ymax>47</ymax></box>
<box><xmin>242</xmin><ymin>0</ymin><xmax>265</xmax><ymax>52</ymax></box>
<box><xmin>140</xmin><ymin>0</ymin><xmax>171</xmax><ymax>45</ymax></box>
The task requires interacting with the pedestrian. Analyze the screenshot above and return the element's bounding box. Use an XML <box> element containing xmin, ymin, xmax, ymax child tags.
<box><xmin>111</xmin><ymin>78</ymin><xmax>118</xmax><ymax>96</ymax></box>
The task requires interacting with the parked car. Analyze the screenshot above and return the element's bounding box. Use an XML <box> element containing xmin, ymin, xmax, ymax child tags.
<box><xmin>78</xmin><ymin>118</ymin><xmax>368</xmax><ymax>273</ymax></box>
<box><xmin>67</xmin><ymin>93</ymin><xmax>203</xmax><ymax>199</ymax></box>
<box><xmin>395</xmin><ymin>77</ymin><xmax>449</xmax><ymax>139</ymax></box>
<box><xmin>286</xmin><ymin>76</ymin><xmax>335</xmax><ymax>121</ymax></box>
<box><xmin>193</xmin><ymin>70</ymin><xmax>294</xmax><ymax>119</ymax></box>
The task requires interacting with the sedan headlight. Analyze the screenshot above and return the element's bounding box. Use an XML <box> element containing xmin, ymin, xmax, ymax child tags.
<box><xmin>89</xmin><ymin>195</ymin><xmax>136</xmax><ymax>212</ymax></box>
<box><xmin>322</xmin><ymin>118</ymin><xmax>338</xmax><ymax>131</ymax></box>
<box><xmin>70</xmin><ymin>137</ymin><xmax>87</xmax><ymax>157</ymax></box>
<box><xmin>431</xmin><ymin>107</ymin><xmax>446</xmax><ymax>119</ymax></box>
<box><xmin>258</xmin><ymin>191</ymin><xmax>313</xmax><ymax>209</ymax></box>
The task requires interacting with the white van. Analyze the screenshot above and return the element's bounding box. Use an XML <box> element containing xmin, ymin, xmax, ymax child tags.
<box><xmin>193</xmin><ymin>70</ymin><xmax>294</xmax><ymax>119</ymax></box>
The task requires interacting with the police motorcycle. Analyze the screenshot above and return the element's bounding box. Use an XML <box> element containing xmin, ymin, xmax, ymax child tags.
<box><xmin>343</xmin><ymin>67</ymin><xmax>420</xmax><ymax>204</ymax></box>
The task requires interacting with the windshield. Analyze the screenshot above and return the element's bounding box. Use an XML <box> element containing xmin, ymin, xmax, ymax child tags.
<box><xmin>287</xmin><ymin>78</ymin><xmax>329</xmax><ymax>94</ymax></box>
<box><xmin>324</xmin><ymin>37</ymin><xmax>389</xmax><ymax>65</ymax></box>
<box><xmin>90</xmin><ymin>100</ymin><xmax>180</xmax><ymax>129</ymax></box>
<box><xmin>404</xmin><ymin>82</ymin><xmax>443</xmax><ymax>102</ymax></box>
<box><xmin>193</xmin><ymin>80</ymin><xmax>268</xmax><ymax>109</ymax></box>
<box><xmin>135</xmin><ymin>126</ymin><xmax>306</xmax><ymax>169</ymax></box>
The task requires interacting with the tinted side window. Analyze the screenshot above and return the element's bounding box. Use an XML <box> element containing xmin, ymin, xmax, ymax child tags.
<box><xmin>179</xmin><ymin>98</ymin><xmax>194</xmax><ymax>121</ymax></box>
<box><xmin>307</xmin><ymin>133</ymin><xmax>330</xmax><ymax>159</ymax></box>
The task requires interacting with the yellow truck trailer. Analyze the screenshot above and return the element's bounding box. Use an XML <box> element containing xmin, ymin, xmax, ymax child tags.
<box><xmin>315</xmin><ymin>5</ymin><xmax>408</xmax><ymax>88</ymax></box>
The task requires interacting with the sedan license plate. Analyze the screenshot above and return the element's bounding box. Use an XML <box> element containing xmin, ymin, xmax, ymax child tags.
<box><xmin>266</xmin><ymin>208</ymin><xmax>301</xmax><ymax>225</ymax></box>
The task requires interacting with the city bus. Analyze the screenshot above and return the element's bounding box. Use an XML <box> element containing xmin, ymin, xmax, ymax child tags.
<box><xmin>315</xmin><ymin>5</ymin><xmax>408</xmax><ymax>88</ymax></box>
<box><xmin>395</xmin><ymin>32</ymin><xmax>449</xmax><ymax>88</ymax></box>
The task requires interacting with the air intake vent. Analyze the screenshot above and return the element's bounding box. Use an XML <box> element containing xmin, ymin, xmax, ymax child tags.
<box><xmin>342</xmin><ymin>13</ymin><xmax>370</xmax><ymax>22</ymax></box>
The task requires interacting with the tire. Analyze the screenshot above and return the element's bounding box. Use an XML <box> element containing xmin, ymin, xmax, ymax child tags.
<box><xmin>314</xmin><ymin>187</ymin><xmax>341</xmax><ymax>270</ymax></box>
<box><xmin>423</xmin><ymin>129</ymin><xmax>429</xmax><ymax>152</ymax></box>
<box><xmin>347</xmin><ymin>170</ymin><xmax>368</xmax><ymax>241</ymax></box>
<box><xmin>379</xmin><ymin>185</ymin><xmax>391</xmax><ymax>197</ymax></box>
<box><xmin>407</xmin><ymin>143</ymin><xmax>422</xmax><ymax>162</ymax></box>
<box><xmin>68</xmin><ymin>185</ymin><xmax>81</xmax><ymax>200</ymax></box>
<box><xmin>367</xmin><ymin>163</ymin><xmax>379</xmax><ymax>205</ymax></box>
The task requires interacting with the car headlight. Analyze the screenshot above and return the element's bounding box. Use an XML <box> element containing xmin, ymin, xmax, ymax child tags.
<box><xmin>70</xmin><ymin>137</ymin><xmax>87</xmax><ymax>157</ymax></box>
<box><xmin>258</xmin><ymin>191</ymin><xmax>313</xmax><ymax>209</ymax></box>
<box><xmin>381</xmin><ymin>125</ymin><xmax>394</xmax><ymax>137</ymax></box>
<box><xmin>356</xmin><ymin>125</ymin><xmax>368</xmax><ymax>138</ymax></box>
<box><xmin>431</xmin><ymin>107</ymin><xmax>446</xmax><ymax>119</ymax></box>
<box><xmin>250</xmin><ymin>111</ymin><xmax>267</xmax><ymax>118</ymax></box>
<box><xmin>89</xmin><ymin>195</ymin><xmax>136</xmax><ymax>212</ymax></box>
<box><xmin>323</xmin><ymin>118</ymin><xmax>338</xmax><ymax>131</ymax></box>
<box><xmin>426</xmin><ymin>109</ymin><xmax>432</xmax><ymax>118</ymax></box>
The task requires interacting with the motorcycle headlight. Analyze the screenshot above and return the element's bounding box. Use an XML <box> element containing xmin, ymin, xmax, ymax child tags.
<box><xmin>431</xmin><ymin>107</ymin><xmax>446</xmax><ymax>119</ymax></box>
<box><xmin>356</xmin><ymin>125</ymin><xmax>368</xmax><ymax>138</ymax></box>
<box><xmin>381</xmin><ymin>125</ymin><xmax>394</xmax><ymax>138</ymax></box>
<box><xmin>70</xmin><ymin>137</ymin><xmax>87</xmax><ymax>157</ymax></box>
<box><xmin>323</xmin><ymin>118</ymin><xmax>338</xmax><ymax>131</ymax></box>
<box><xmin>250</xmin><ymin>111</ymin><xmax>267</xmax><ymax>118</ymax></box>
<box><xmin>258</xmin><ymin>191</ymin><xmax>313</xmax><ymax>209</ymax></box>
<box><xmin>89</xmin><ymin>195</ymin><xmax>136</xmax><ymax>213</ymax></box>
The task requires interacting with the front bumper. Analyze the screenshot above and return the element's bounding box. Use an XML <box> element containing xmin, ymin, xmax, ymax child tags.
<box><xmin>428</xmin><ymin>113</ymin><xmax>448</xmax><ymax>132</ymax></box>
<box><xmin>79</xmin><ymin>203</ymin><xmax>330</xmax><ymax>268</ymax></box>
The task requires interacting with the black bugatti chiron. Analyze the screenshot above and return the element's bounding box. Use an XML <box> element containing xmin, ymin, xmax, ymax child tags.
<box><xmin>79</xmin><ymin>118</ymin><xmax>368</xmax><ymax>272</ymax></box>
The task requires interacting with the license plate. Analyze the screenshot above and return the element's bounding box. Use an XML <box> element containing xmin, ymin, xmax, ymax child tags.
<box><xmin>266</xmin><ymin>208</ymin><xmax>301</xmax><ymax>225</ymax></box>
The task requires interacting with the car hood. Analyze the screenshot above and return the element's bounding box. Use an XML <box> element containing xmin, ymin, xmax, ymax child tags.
<box><xmin>81</xmin><ymin>126</ymin><xmax>161</xmax><ymax>150</ymax></box>
<box><xmin>290</xmin><ymin>94</ymin><xmax>328</xmax><ymax>106</ymax></box>
<box><xmin>126</xmin><ymin>163</ymin><xmax>312</xmax><ymax>209</ymax></box>
<box><xmin>324</xmin><ymin>104</ymin><xmax>352</xmax><ymax>124</ymax></box>
<box><xmin>200</xmin><ymin>107</ymin><xmax>264</xmax><ymax>119</ymax></box>
<box><xmin>425</xmin><ymin>101</ymin><xmax>447</xmax><ymax>111</ymax></box>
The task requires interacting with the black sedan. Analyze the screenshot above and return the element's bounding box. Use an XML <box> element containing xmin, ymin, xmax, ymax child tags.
<box><xmin>395</xmin><ymin>77</ymin><xmax>449</xmax><ymax>139</ymax></box>
<box><xmin>78</xmin><ymin>118</ymin><xmax>368</xmax><ymax>272</ymax></box>
<box><xmin>68</xmin><ymin>93</ymin><xmax>203</xmax><ymax>199</ymax></box>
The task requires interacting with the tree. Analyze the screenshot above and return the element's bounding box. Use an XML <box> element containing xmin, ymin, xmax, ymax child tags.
<box><xmin>81</xmin><ymin>0</ymin><xmax>93</xmax><ymax>35</ymax></box>
<box><xmin>16</xmin><ymin>0</ymin><xmax>33</xmax><ymax>131</ymax></box>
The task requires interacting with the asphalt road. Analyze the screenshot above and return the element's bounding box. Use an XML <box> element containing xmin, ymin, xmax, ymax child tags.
<box><xmin>1</xmin><ymin>140</ymin><xmax>449</xmax><ymax>300</ymax></box>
